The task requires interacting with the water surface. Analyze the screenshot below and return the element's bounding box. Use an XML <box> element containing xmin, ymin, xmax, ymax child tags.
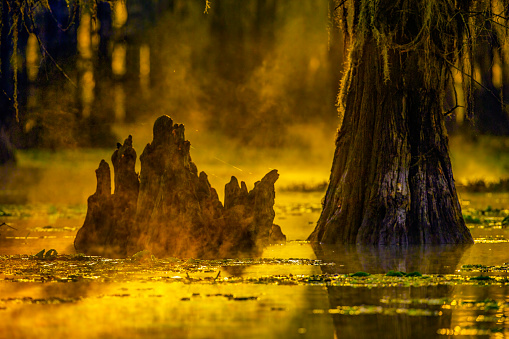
<box><xmin>1</xmin><ymin>193</ymin><xmax>509</xmax><ymax>338</ymax></box>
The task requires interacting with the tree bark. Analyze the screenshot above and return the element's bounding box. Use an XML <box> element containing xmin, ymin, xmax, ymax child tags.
<box><xmin>309</xmin><ymin>39</ymin><xmax>473</xmax><ymax>245</ymax></box>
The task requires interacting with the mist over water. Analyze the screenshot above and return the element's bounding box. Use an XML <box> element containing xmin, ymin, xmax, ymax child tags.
<box><xmin>2</xmin><ymin>0</ymin><xmax>509</xmax><ymax>206</ymax></box>
<box><xmin>2</xmin><ymin>0</ymin><xmax>344</xmax><ymax>206</ymax></box>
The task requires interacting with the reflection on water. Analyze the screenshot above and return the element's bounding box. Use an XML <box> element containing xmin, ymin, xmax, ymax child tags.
<box><xmin>313</xmin><ymin>243</ymin><xmax>471</xmax><ymax>275</ymax></box>
<box><xmin>310</xmin><ymin>243</ymin><xmax>509</xmax><ymax>338</ymax></box>
<box><xmin>2</xmin><ymin>191</ymin><xmax>509</xmax><ymax>337</ymax></box>
<box><xmin>312</xmin><ymin>244</ymin><xmax>463</xmax><ymax>338</ymax></box>
<box><xmin>0</xmin><ymin>236</ymin><xmax>509</xmax><ymax>338</ymax></box>
<box><xmin>326</xmin><ymin>285</ymin><xmax>455</xmax><ymax>339</ymax></box>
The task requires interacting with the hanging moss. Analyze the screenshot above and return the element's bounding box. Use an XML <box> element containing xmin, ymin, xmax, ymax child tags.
<box><xmin>310</xmin><ymin>0</ymin><xmax>509</xmax><ymax>245</ymax></box>
<box><xmin>0</xmin><ymin>0</ymin><xmax>129</xmax><ymax>123</ymax></box>
<box><xmin>333</xmin><ymin>0</ymin><xmax>509</xmax><ymax>122</ymax></box>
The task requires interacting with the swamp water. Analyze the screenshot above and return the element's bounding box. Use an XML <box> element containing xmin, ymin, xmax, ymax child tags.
<box><xmin>1</xmin><ymin>191</ymin><xmax>509</xmax><ymax>338</ymax></box>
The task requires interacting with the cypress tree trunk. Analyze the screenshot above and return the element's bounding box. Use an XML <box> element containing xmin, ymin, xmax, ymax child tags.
<box><xmin>309</xmin><ymin>38</ymin><xmax>473</xmax><ymax>245</ymax></box>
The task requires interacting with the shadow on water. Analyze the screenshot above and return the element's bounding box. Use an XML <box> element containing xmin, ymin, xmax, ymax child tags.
<box><xmin>313</xmin><ymin>243</ymin><xmax>472</xmax><ymax>275</ymax></box>
<box><xmin>310</xmin><ymin>244</ymin><xmax>471</xmax><ymax>338</ymax></box>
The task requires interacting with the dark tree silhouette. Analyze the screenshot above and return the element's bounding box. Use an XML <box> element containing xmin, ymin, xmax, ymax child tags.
<box><xmin>1</xmin><ymin>0</ymin><xmax>81</xmax><ymax>155</ymax></box>
<box><xmin>0</xmin><ymin>0</ymin><xmax>28</xmax><ymax>164</ymax></box>
<box><xmin>0</xmin><ymin>0</ymin><xmax>173</xmax><ymax>152</ymax></box>
<box><xmin>309</xmin><ymin>0</ymin><xmax>509</xmax><ymax>245</ymax></box>
<box><xmin>472</xmin><ymin>15</ymin><xmax>509</xmax><ymax>135</ymax></box>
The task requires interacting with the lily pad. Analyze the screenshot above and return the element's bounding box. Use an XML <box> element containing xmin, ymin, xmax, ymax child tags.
<box><xmin>350</xmin><ymin>272</ymin><xmax>370</xmax><ymax>277</ymax></box>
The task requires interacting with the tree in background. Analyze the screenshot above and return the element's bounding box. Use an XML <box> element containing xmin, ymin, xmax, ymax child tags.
<box><xmin>1</xmin><ymin>0</ymin><xmax>338</xmax><ymax>154</ymax></box>
<box><xmin>200</xmin><ymin>0</ymin><xmax>339</xmax><ymax>147</ymax></box>
<box><xmin>0</xmin><ymin>0</ymin><xmax>170</xmax><ymax>153</ymax></box>
<box><xmin>309</xmin><ymin>0</ymin><xmax>509</xmax><ymax>245</ymax></box>
<box><xmin>1</xmin><ymin>0</ymin><xmax>88</xmax><ymax>156</ymax></box>
<box><xmin>1</xmin><ymin>0</ymin><xmax>26</xmax><ymax>164</ymax></box>
<box><xmin>471</xmin><ymin>10</ymin><xmax>509</xmax><ymax>135</ymax></box>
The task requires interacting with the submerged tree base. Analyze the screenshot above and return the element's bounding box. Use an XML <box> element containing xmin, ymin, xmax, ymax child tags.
<box><xmin>309</xmin><ymin>37</ymin><xmax>473</xmax><ymax>245</ymax></box>
<box><xmin>74</xmin><ymin>115</ymin><xmax>285</xmax><ymax>258</ymax></box>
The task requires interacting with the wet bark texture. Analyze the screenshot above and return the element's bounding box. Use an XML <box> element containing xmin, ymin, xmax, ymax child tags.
<box><xmin>309</xmin><ymin>39</ymin><xmax>473</xmax><ymax>245</ymax></box>
<box><xmin>75</xmin><ymin>115</ymin><xmax>284</xmax><ymax>258</ymax></box>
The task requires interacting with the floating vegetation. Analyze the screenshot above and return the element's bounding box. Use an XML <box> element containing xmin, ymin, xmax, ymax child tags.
<box><xmin>464</xmin><ymin>215</ymin><xmax>482</xmax><ymax>224</ymax></box>
<box><xmin>461</xmin><ymin>264</ymin><xmax>509</xmax><ymax>273</ymax></box>
<box><xmin>379</xmin><ymin>297</ymin><xmax>452</xmax><ymax>306</ymax></box>
<box><xmin>469</xmin><ymin>275</ymin><xmax>494</xmax><ymax>281</ymax></box>
<box><xmin>386</xmin><ymin>271</ymin><xmax>422</xmax><ymax>277</ymax></box>
<box><xmin>28</xmin><ymin>226</ymin><xmax>79</xmax><ymax>232</ymax></box>
<box><xmin>437</xmin><ymin>327</ymin><xmax>505</xmax><ymax>336</ymax></box>
<box><xmin>0</xmin><ymin>296</ymin><xmax>80</xmax><ymax>305</ymax></box>
<box><xmin>474</xmin><ymin>237</ymin><xmax>509</xmax><ymax>244</ymax></box>
<box><xmin>386</xmin><ymin>270</ymin><xmax>405</xmax><ymax>277</ymax></box>
<box><xmin>461</xmin><ymin>205</ymin><xmax>509</xmax><ymax>228</ymax></box>
<box><xmin>0</xmin><ymin>209</ymin><xmax>12</xmax><ymax>217</ymax></box>
<box><xmin>503</xmin><ymin>216</ymin><xmax>509</xmax><ymax>226</ymax></box>
<box><xmin>312</xmin><ymin>305</ymin><xmax>440</xmax><ymax>316</ymax></box>
<box><xmin>0</xmin><ymin>204</ymin><xmax>87</xmax><ymax>219</ymax></box>
<box><xmin>405</xmin><ymin>271</ymin><xmax>423</xmax><ymax>277</ymax></box>
<box><xmin>0</xmin><ymin>255</ymin><xmax>507</xmax><ymax>287</ymax></box>
<box><xmin>350</xmin><ymin>272</ymin><xmax>371</xmax><ymax>277</ymax></box>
